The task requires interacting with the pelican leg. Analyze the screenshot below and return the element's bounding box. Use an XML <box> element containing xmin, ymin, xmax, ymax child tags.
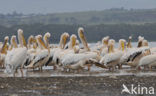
<box><xmin>53</xmin><ymin>65</ymin><xmax>57</xmax><ymax>70</ymax></box>
<box><xmin>41</xmin><ymin>67</ymin><xmax>43</xmax><ymax>71</ymax></box>
<box><xmin>87</xmin><ymin>64</ymin><xmax>91</xmax><ymax>71</ymax></box>
<box><xmin>149</xmin><ymin>65</ymin><xmax>152</xmax><ymax>71</ymax></box>
<box><xmin>13</xmin><ymin>72</ymin><xmax>16</xmax><ymax>77</ymax></box>
<box><xmin>13</xmin><ymin>69</ymin><xmax>17</xmax><ymax>77</ymax></box>
<box><xmin>138</xmin><ymin>66</ymin><xmax>141</xmax><ymax>70</ymax></box>
<box><xmin>20</xmin><ymin>68</ymin><xmax>24</xmax><ymax>77</ymax></box>
<box><xmin>118</xmin><ymin>64</ymin><xmax>122</xmax><ymax>69</ymax></box>
<box><xmin>112</xmin><ymin>66</ymin><xmax>115</xmax><ymax>72</ymax></box>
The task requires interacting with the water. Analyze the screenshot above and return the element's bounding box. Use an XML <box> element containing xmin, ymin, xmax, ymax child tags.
<box><xmin>89</xmin><ymin>42</ymin><xmax>156</xmax><ymax>48</ymax></box>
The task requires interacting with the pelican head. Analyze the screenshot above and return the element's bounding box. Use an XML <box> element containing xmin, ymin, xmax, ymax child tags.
<box><xmin>11</xmin><ymin>35</ymin><xmax>18</xmax><ymax>48</ymax></box>
<box><xmin>1</xmin><ymin>36</ymin><xmax>9</xmax><ymax>54</ymax></box>
<box><xmin>73</xmin><ymin>46</ymin><xmax>80</xmax><ymax>53</ymax></box>
<box><xmin>108</xmin><ymin>39</ymin><xmax>115</xmax><ymax>45</ymax></box>
<box><xmin>60</xmin><ymin>32</ymin><xmax>69</xmax><ymax>49</ymax></box>
<box><xmin>127</xmin><ymin>36</ymin><xmax>132</xmax><ymax>48</ymax></box>
<box><xmin>76</xmin><ymin>40</ymin><xmax>79</xmax><ymax>45</ymax></box>
<box><xmin>137</xmin><ymin>36</ymin><xmax>144</xmax><ymax>48</ymax></box>
<box><xmin>108</xmin><ymin>42</ymin><xmax>114</xmax><ymax>53</ymax></box>
<box><xmin>28</xmin><ymin>35</ymin><xmax>34</xmax><ymax>44</ymax></box>
<box><xmin>32</xmin><ymin>37</ymin><xmax>37</xmax><ymax>49</ymax></box>
<box><xmin>142</xmin><ymin>40</ymin><xmax>148</xmax><ymax>47</ymax></box>
<box><xmin>43</xmin><ymin>32</ymin><xmax>51</xmax><ymax>47</ymax></box>
<box><xmin>78</xmin><ymin>27</ymin><xmax>90</xmax><ymax>51</ymax></box>
<box><xmin>18</xmin><ymin>29</ymin><xmax>27</xmax><ymax>47</ymax></box>
<box><xmin>102</xmin><ymin>36</ymin><xmax>109</xmax><ymax>46</ymax></box>
<box><xmin>69</xmin><ymin>34</ymin><xmax>77</xmax><ymax>49</ymax></box>
<box><xmin>119</xmin><ymin>39</ymin><xmax>126</xmax><ymax>51</ymax></box>
<box><xmin>36</xmin><ymin>35</ymin><xmax>47</xmax><ymax>49</ymax></box>
<box><xmin>27</xmin><ymin>35</ymin><xmax>34</xmax><ymax>49</ymax></box>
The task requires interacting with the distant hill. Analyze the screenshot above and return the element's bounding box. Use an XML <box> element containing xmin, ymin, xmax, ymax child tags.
<box><xmin>0</xmin><ymin>8</ymin><xmax>156</xmax><ymax>26</ymax></box>
<box><xmin>0</xmin><ymin>23</ymin><xmax>156</xmax><ymax>42</ymax></box>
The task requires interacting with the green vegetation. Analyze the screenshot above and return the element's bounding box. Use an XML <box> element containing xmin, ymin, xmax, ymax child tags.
<box><xmin>0</xmin><ymin>8</ymin><xmax>156</xmax><ymax>42</ymax></box>
<box><xmin>0</xmin><ymin>23</ymin><xmax>156</xmax><ymax>43</ymax></box>
<box><xmin>0</xmin><ymin>8</ymin><xmax>156</xmax><ymax>26</ymax></box>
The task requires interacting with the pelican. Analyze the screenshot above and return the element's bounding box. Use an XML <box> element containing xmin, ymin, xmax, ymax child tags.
<box><xmin>0</xmin><ymin>36</ymin><xmax>9</xmax><ymax>67</ymax></box>
<box><xmin>137</xmin><ymin>36</ymin><xmax>144</xmax><ymax>48</ymax></box>
<box><xmin>53</xmin><ymin>34</ymin><xmax>77</xmax><ymax>65</ymax></box>
<box><xmin>24</xmin><ymin>35</ymin><xmax>37</xmax><ymax>66</ymax></box>
<box><xmin>100</xmin><ymin>36</ymin><xmax>110</xmax><ymax>56</ymax></box>
<box><xmin>127</xmin><ymin>36</ymin><xmax>132</xmax><ymax>48</ymax></box>
<box><xmin>60</xmin><ymin>27</ymin><xmax>103</xmax><ymax>71</ymax></box>
<box><xmin>78</xmin><ymin>27</ymin><xmax>90</xmax><ymax>52</ymax></box>
<box><xmin>100</xmin><ymin>39</ymin><xmax>126</xmax><ymax>71</ymax></box>
<box><xmin>26</xmin><ymin>33</ymin><xmax>51</xmax><ymax>70</ymax></box>
<box><xmin>4</xmin><ymin>29</ymin><xmax>27</xmax><ymax>77</ymax></box>
<box><xmin>120</xmin><ymin>36</ymin><xmax>151</xmax><ymax>68</ymax></box>
<box><xmin>137</xmin><ymin>54</ymin><xmax>156</xmax><ymax>70</ymax></box>
<box><xmin>120</xmin><ymin>46</ymin><xmax>151</xmax><ymax>68</ymax></box>
<box><xmin>48</xmin><ymin>32</ymin><xmax>69</xmax><ymax>68</ymax></box>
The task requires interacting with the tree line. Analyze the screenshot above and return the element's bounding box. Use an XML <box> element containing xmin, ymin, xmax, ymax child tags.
<box><xmin>0</xmin><ymin>8</ymin><xmax>156</xmax><ymax>26</ymax></box>
<box><xmin>0</xmin><ymin>23</ymin><xmax>156</xmax><ymax>43</ymax></box>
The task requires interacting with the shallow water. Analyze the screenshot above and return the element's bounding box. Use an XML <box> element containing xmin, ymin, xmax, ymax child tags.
<box><xmin>1</xmin><ymin>65</ymin><xmax>156</xmax><ymax>77</ymax></box>
<box><xmin>89</xmin><ymin>42</ymin><xmax>156</xmax><ymax>48</ymax></box>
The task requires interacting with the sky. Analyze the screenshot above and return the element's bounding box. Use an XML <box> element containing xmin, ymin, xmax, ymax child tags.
<box><xmin>0</xmin><ymin>0</ymin><xmax>156</xmax><ymax>14</ymax></box>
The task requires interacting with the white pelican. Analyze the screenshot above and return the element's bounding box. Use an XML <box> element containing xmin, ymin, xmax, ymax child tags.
<box><xmin>60</xmin><ymin>27</ymin><xmax>103</xmax><ymax>71</ymax></box>
<box><xmin>53</xmin><ymin>34</ymin><xmax>77</xmax><ymax>65</ymax></box>
<box><xmin>4</xmin><ymin>29</ymin><xmax>27</xmax><ymax>77</ymax></box>
<box><xmin>119</xmin><ymin>36</ymin><xmax>151</xmax><ymax>68</ymax></box>
<box><xmin>137</xmin><ymin>54</ymin><xmax>156</xmax><ymax>70</ymax></box>
<box><xmin>0</xmin><ymin>36</ymin><xmax>9</xmax><ymax>67</ymax></box>
<box><xmin>48</xmin><ymin>32</ymin><xmax>69</xmax><ymax>67</ymax></box>
<box><xmin>137</xmin><ymin>36</ymin><xmax>144</xmax><ymax>48</ymax></box>
<box><xmin>78</xmin><ymin>27</ymin><xmax>90</xmax><ymax>52</ymax></box>
<box><xmin>100</xmin><ymin>36</ymin><xmax>110</xmax><ymax>56</ymax></box>
<box><xmin>26</xmin><ymin>33</ymin><xmax>51</xmax><ymax>70</ymax></box>
<box><xmin>127</xmin><ymin>36</ymin><xmax>132</xmax><ymax>48</ymax></box>
<box><xmin>100</xmin><ymin>39</ymin><xmax>126</xmax><ymax>71</ymax></box>
<box><xmin>120</xmin><ymin>46</ymin><xmax>151</xmax><ymax>68</ymax></box>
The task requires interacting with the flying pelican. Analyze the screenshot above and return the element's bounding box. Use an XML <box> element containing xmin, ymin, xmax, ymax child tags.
<box><xmin>4</xmin><ymin>29</ymin><xmax>27</xmax><ymax>77</ymax></box>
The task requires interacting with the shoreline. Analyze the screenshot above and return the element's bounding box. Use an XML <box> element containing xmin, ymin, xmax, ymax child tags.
<box><xmin>0</xmin><ymin>76</ymin><xmax>156</xmax><ymax>96</ymax></box>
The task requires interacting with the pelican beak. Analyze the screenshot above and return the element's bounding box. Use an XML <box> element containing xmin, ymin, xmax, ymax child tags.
<box><xmin>62</xmin><ymin>34</ymin><xmax>69</xmax><ymax>48</ymax></box>
<box><xmin>1</xmin><ymin>37</ymin><xmax>9</xmax><ymax>54</ymax></box>
<box><xmin>72</xmin><ymin>36</ymin><xmax>76</xmax><ymax>48</ymax></box>
<box><xmin>78</xmin><ymin>28</ymin><xmax>90</xmax><ymax>51</ymax></box>
<box><xmin>121</xmin><ymin>41</ymin><xmax>125</xmax><ymax>51</ymax></box>
<box><xmin>21</xmin><ymin>32</ymin><xmax>27</xmax><ymax>47</ymax></box>
<box><xmin>108</xmin><ymin>45</ymin><xmax>111</xmax><ymax>53</ymax></box>
<box><xmin>12</xmin><ymin>37</ymin><xmax>18</xmax><ymax>48</ymax></box>
<box><xmin>104</xmin><ymin>40</ymin><xmax>108</xmax><ymax>45</ymax></box>
<box><xmin>38</xmin><ymin>36</ymin><xmax>47</xmax><ymax>49</ymax></box>
<box><xmin>33</xmin><ymin>38</ymin><xmax>37</xmax><ymax>49</ymax></box>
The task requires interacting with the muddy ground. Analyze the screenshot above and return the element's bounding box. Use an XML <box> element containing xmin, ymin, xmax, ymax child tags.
<box><xmin>0</xmin><ymin>76</ymin><xmax>156</xmax><ymax>96</ymax></box>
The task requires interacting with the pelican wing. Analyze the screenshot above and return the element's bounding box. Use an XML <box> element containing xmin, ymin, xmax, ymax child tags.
<box><xmin>139</xmin><ymin>54</ymin><xmax>156</xmax><ymax>66</ymax></box>
<box><xmin>100</xmin><ymin>51</ymin><xmax>123</xmax><ymax>65</ymax></box>
<box><xmin>61</xmin><ymin>52</ymin><xmax>97</xmax><ymax>66</ymax></box>
<box><xmin>120</xmin><ymin>47</ymin><xmax>149</xmax><ymax>64</ymax></box>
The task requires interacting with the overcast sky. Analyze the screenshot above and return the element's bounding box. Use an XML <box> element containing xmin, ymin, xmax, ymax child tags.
<box><xmin>0</xmin><ymin>0</ymin><xmax>156</xmax><ymax>14</ymax></box>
